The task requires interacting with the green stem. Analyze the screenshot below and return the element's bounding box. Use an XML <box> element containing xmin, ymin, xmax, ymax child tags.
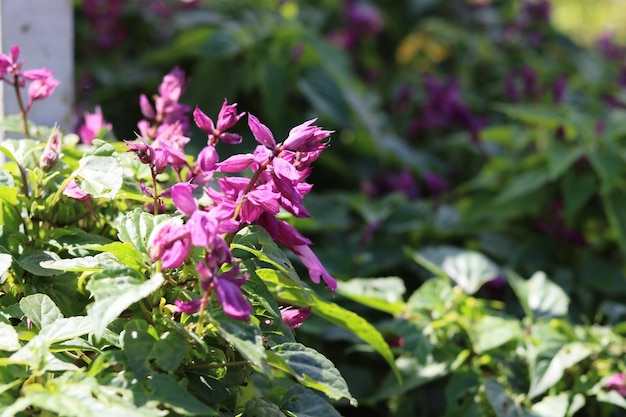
<box><xmin>48</xmin><ymin>175</ymin><xmax>74</xmax><ymax>209</ymax></box>
<box><xmin>12</xmin><ymin>76</ymin><xmax>30</xmax><ymax>139</ymax></box>
<box><xmin>151</xmin><ymin>168</ymin><xmax>160</xmax><ymax>217</ymax></box>
<box><xmin>195</xmin><ymin>289</ymin><xmax>211</xmax><ymax>336</ymax></box>
<box><xmin>184</xmin><ymin>360</ymin><xmax>250</xmax><ymax>370</ymax></box>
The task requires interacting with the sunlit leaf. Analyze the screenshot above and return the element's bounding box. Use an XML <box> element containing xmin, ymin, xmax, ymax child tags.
<box><xmin>86</xmin><ymin>270</ymin><xmax>164</xmax><ymax>337</ymax></box>
<box><xmin>274</xmin><ymin>342</ymin><xmax>356</xmax><ymax>406</ymax></box>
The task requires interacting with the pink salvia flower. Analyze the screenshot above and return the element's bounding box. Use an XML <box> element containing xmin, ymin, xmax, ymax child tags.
<box><xmin>149</xmin><ymin>222</ymin><xmax>192</xmax><ymax>269</ymax></box>
<box><xmin>0</xmin><ymin>45</ymin><xmax>22</xmax><ymax>79</ymax></box>
<box><xmin>171</xmin><ymin>183</ymin><xmax>198</xmax><ymax>216</ymax></box>
<box><xmin>26</xmin><ymin>71</ymin><xmax>59</xmax><ymax>110</ymax></box>
<box><xmin>280</xmin><ymin>306</ymin><xmax>312</xmax><ymax>329</ymax></box>
<box><xmin>216</xmin><ymin>99</ymin><xmax>245</xmax><ymax>132</ymax></box>
<box><xmin>78</xmin><ymin>106</ymin><xmax>112</xmax><ymax>145</ymax></box>
<box><xmin>62</xmin><ymin>180</ymin><xmax>91</xmax><ymax>202</ymax></box>
<box><xmin>174</xmin><ymin>299</ymin><xmax>202</xmax><ymax>314</ymax></box>
<box><xmin>248</xmin><ymin>114</ymin><xmax>276</xmax><ymax>149</ymax></box>
<box><xmin>282</xmin><ymin>118</ymin><xmax>333</xmax><ymax>152</ymax></box>
<box><xmin>213</xmin><ymin>267</ymin><xmax>252</xmax><ymax>322</ymax></box>
<box><xmin>605</xmin><ymin>373</ymin><xmax>626</xmax><ymax>396</ymax></box>
<box><xmin>292</xmin><ymin>244</ymin><xmax>337</xmax><ymax>290</ymax></box>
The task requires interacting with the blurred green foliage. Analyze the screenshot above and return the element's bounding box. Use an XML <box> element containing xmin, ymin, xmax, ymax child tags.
<box><xmin>73</xmin><ymin>0</ymin><xmax>626</xmax><ymax>415</ymax></box>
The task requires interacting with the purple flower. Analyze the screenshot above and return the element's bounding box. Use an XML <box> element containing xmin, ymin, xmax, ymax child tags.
<box><xmin>149</xmin><ymin>222</ymin><xmax>192</xmax><ymax>269</ymax></box>
<box><xmin>346</xmin><ymin>1</ymin><xmax>384</xmax><ymax>38</ymax></box>
<box><xmin>248</xmin><ymin>114</ymin><xmax>276</xmax><ymax>149</ymax></box>
<box><xmin>197</xmin><ymin>145</ymin><xmax>218</xmax><ymax>173</ymax></box>
<box><xmin>194</xmin><ymin>101</ymin><xmax>244</xmax><ymax>145</ymax></box>
<box><xmin>213</xmin><ymin>267</ymin><xmax>252</xmax><ymax>322</ymax></box>
<box><xmin>62</xmin><ymin>180</ymin><xmax>91</xmax><ymax>202</ymax></box>
<box><xmin>293</xmin><ymin>244</ymin><xmax>337</xmax><ymax>290</ymax></box>
<box><xmin>78</xmin><ymin>106</ymin><xmax>112</xmax><ymax>145</ymax></box>
<box><xmin>605</xmin><ymin>373</ymin><xmax>626</xmax><ymax>396</ymax></box>
<box><xmin>280</xmin><ymin>306</ymin><xmax>311</xmax><ymax>329</ymax></box>
<box><xmin>0</xmin><ymin>45</ymin><xmax>23</xmax><ymax>79</ymax></box>
<box><xmin>282</xmin><ymin>118</ymin><xmax>333</xmax><ymax>152</ymax></box>
<box><xmin>39</xmin><ymin>130</ymin><xmax>62</xmax><ymax>172</ymax></box>
<box><xmin>174</xmin><ymin>299</ymin><xmax>202</xmax><ymax>314</ymax></box>
<box><xmin>424</xmin><ymin>172</ymin><xmax>449</xmax><ymax>196</ymax></box>
<box><xmin>26</xmin><ymin>70</ymin><xmax>59</xmax><ymax>109</ymax></box>
<box><xmin>171</xmin><ymin>183</ymin><xmax>198</xmax><ymax>217</ymax></box>
<box><xmin>216</xmin><ymin>99</ymin><xmax>245</xmax><ymax>132</ymax></box>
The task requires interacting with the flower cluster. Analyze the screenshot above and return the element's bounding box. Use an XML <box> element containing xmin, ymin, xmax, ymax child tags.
<box><xmin>124</xmin><ymin>68</ymin><xmax>336</xmax><ymax>322</ymax></box>
<box><xmin>0</xmin><ymin>45</ymin><xmax>59</xmax><ymax>117</ymax></box>
<box><xmin>409</xmin><ymin>74</ymin><xmax>484</xmax><ymax>143</ymax></box>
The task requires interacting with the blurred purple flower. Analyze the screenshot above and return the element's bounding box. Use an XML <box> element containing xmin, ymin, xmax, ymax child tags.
<box><xmin>26</xmin><ymin>70</ymin><xmax>59</xmax><ymax>110</ymax></box>
<box><xmin>362</xmin><ymin>169</ymin><xmax>419</xmax><ymax>200</ymax></box>
<box><xmin>78</xmin><ymin>106</ymin><xmax>112</xmax><ymax>145</ymax></box>
<box><xmin>534</xmin><ymin>199</ymin><xmax>586</xmax><ymax>246</ymax></box>
<box><xmin>605</xmin><ymin>373</ymin><xmax>626</xmax><ymax>396</ymax></box>
<box><xmin>597</xmin><ymin>32</ymin><xmax>626</xmax><ymax>61</ymax></box>
<box><xmin>424</xmin><ymin>172</ymin><xmax>449</xmax><ymax>196</ymax></box>
<box><xmin>63</xmin><ymin>180</ymin><xmax>91</xmax><ymax>202</ymax></box>
<box><xmin>410</xmin><ymin>75</ymin><xmax>484</xmax><ymax>143</ymax></box>
<box><xmin>174</xmin><ymin>299</ymin><xmax>202</xmax><ymax>314</ymax></box>
<box><xmin>345</xmin><ymin>0</ymin><xmax>384</xmax><ymax>38</ymax></box>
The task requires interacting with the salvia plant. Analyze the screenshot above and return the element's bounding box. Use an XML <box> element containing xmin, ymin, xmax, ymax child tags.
<box><xmin>0</xmin><ymin>46</ymin><xmax>398</xmax><ymax>416</ymax></box>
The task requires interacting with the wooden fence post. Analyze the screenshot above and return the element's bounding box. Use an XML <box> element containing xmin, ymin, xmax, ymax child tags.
<box><xmin>0</xmin><ymin>0</ymin><xmax>74</xmax><ymax>138</ymax></box>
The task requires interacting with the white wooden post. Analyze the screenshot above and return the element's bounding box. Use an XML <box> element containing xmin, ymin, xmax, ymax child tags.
<box><xmin>0</xmin><ymin>0</ymin><xmax>74</xmax><ymax>138</ymax></box>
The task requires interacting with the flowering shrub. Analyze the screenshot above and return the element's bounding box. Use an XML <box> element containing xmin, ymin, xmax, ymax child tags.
<box><xmin>0</xmin><ymin>48</ymin><xmax>399</xmax><ymax>416</ymax></box>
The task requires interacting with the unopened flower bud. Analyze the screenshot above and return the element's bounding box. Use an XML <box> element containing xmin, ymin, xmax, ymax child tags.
<box><xmin>40</xmin><ymin>129</ymin><xmax>62</xmax><ymax>172</ymax></box>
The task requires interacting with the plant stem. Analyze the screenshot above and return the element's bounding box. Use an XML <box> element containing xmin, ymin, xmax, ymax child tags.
<box><xmin>195</xmin><ymin>289</ymin><xmax>211</xmax><ymax>336</ymax></box>
<box><xmin>12</xmin><ymin>75</ymin><xmax>30</xmax><ymax>139</ymax></box>
<box><xmin>184</xmin><ymin>360</ymin><xmax>250</xmax><ymax>370</ymax></box>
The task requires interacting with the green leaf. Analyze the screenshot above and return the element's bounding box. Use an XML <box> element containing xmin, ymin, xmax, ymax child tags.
<box><xmin>337</xmin><ymin>277</ymin><xmax>406</xmax><ymax>315</ymax></box>
<box><xmin>0</xmin><ymin>252</ymin><xmax>12</xmax><ymax>279</ymax></box>
<box><xmin>73</xmin><ymin>139</ymin><xmax>123</xmax><ymax>199</ymax></box>
<box><xmin>409</xmin><ymin>246</ymin><xmax>500</xmax><ymax>294</ymax></box>
<box><xmin>0</xmin><ymin>323</ymin><xmax>20</xmax><ymax>351</ymax></box>
<box><xmin>118</xmin><ymin>208</ymin><xmax>168</xmax><ymax>255</ymax></box>
<box><xmin>561</xmin><ymin>171</ymin><xmax>596</xmax><ymax>219</ymax></box>
<box><xmin>214</xmin><ymin>315</ymin><xmax>270</xmax><ymax>375</ymax></box>
<box><xmin>588</xmin><ymin>144</ymin><xmax>624</xmax><ymax>193</ymax></box>
<box><xmin>495</xmin><ymin>103</ymin><xmax>568</xmax><ymax>130</ymax></box>
<box><xmin>406</xmin><ymin>278</ymin><xmax>453</xmax><ymax>312</ymax></box>
<box><xmin>602</xmin><ymin>188</ymin><xmax>626</xmax><ymax>253</ymax></box>
<box><xmin>509</xmin><ymin>271</ymin><xmax>569</xmax><ymax>320</ymax></box>
<box><xmin>531</xmin><ymin>393</ymin><xmax>569</xmax><ymax>417</ymax></box>
<box><xmin>19</xmin><ymin>373</ymin><xmax>167</xmax><ymax>417</ymax></box>
<box><xmin>244</xmin><ymin>399</ymin><xmax>287</xmax><ymax>417</ymax></box>
<box><xmin>484</xmin><ymin>378</ymin><xmax>532</xmax><ymax>417</ymax></box>
<box><xmin>232</xmin><ymin>225</ymin><xmax>302</xmax><ymax>284</ymax></box>
<box><xmin>443</xmin><ymin>368</ymin><xmax>482</xmax><ymax>417</ymax></box>
<box><xmin>298</xmin><ymin>66</ymin><xmax>351</xmax><ymax>127</ymax></box>
<box><xmin>373</xmin><ymin>351</ymin><xmax>470</xmax><ymax>400</ymax></box>
<box><xmin>19</xmin><ymin>294</ymin><xmax>63</xmax><ymax>329</ymax></box>
<box><xmin>0</xmin><ymin>186</ymin><xmax>17</xmax><ymax>205</ymax></box>
<box><xmin>40</xmin><ymin>252</ymin><xmax>125</xmax><ymax>272</ymax></box>
<box><xmin>274</xmin><ymin>342</ymin><xmax>356</xmax><ymax>406</ymax></box>
<box><xmin>153</xmin><ymin>331</ymin><xmax>187</xmax><ymax>372</ymax></box>
<box><xmin>122</xmin><ymin>320</ymin><xmax>157</xmax><ymax>379</ymax></box>
<box><xmin>147</xmin><ymin>373</ymin><xmax>218</xmax><ymax>416</ymax></box>
<box><xmin>468</xmin><ymin>315</ymin><xmax>523</xmax><ymax>354</ymax></box>
<box><xmin>86</xmin><ymin>269</ymin><xmax>165</xmax><ymax>337</ymax></box>
<box><xmin>265</xmin><ymin>275</ymin><xmax>400</xmax><ymax>383</ymax></box>
<box><xmin>17</xmin><ymin>250</ymin><xmax>63</xmax><ymax>276</ymax></box>
<box><xmin>281</xmin><ymin>385</ymin><xmax>342</xmax><ymax>417</ymax></box>
<box><xmin>494</xmin><ymin>169</ymin><xmax>550</xmax><ymax>205</ymax></box>
<box><xmin>38</xmin><ymin>316</ymin><xmax>93</xmax><ymax>343</ymax></box>
<box><xmin>528</xmin><ymin>342</ymin><xmax>594</xmax><ymax>399</ymax></box>
<box><xmin>547</xmin><ymin>141</ymin><xmax>583</xmax><ymax>180</ymax></box>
